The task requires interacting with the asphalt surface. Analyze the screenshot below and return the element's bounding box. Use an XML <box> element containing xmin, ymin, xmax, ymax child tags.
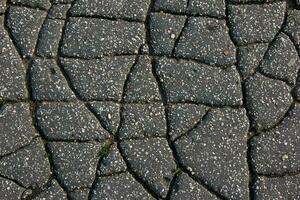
<box><xmin>0</xmin><ymin>0</ymin><xmax>300</xmax><ymax>200</ymax></box>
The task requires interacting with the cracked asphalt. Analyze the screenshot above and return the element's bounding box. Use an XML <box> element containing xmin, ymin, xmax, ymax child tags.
<box><xmin>0</xmin><ymin>0</ymin><xmax>300</xmax><ymax>199</ymax></box>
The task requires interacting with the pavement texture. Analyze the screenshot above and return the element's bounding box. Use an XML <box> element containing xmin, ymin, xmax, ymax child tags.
<box><xmin>0</xmin><ymin>0</ymin><xmax>300</xmax><ymax>200</ymax></box>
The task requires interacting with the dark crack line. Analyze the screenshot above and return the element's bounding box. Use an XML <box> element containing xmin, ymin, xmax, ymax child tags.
<box><xmin>172</xmin><ymin>108</ymin><xmax>212</xmax><ymax>143</ymax></box>
<box><xmin>0</xmin><ymin>136</ymin><xmax>39</xmax><ymax>160</ymax></box>
<box><xmin>22</xmin><ymin>177</ymin><xmax>57</xmax><ymax>200</ymax></box>
<box><xmin>239</xmin><ymin>3</ymin><xmax>298</xmax><ymax>138</ymax></box>
<box><xmin>43</xmin><ymin>142</ymin><xmax>70</xmax><ymax>197</ymax></box>
<box><xmin>16</xmin><ymin>2</ymin><xmax>71</xmax><ymax>196</ymax></box>
<box><xmin>144</xmin><ymin>0</ymin><xmax>156</xmax><ymax>54</ymax></box>
<box><xmin>7</xmin><ymin>1</ymin><xmax>48</xmax><ymax>11</ymax></box>
<box><xmin>118</xmin><ymin>135</ymin><xmax>167</xmax><ymax>142</ymax></box>
<box><xmin>0</xmin><ymin>174</ymin><xmax>26</xmax><ymax>189</ymax></box>
<box><xmin>0</xmin><ymin>98</ymin><xmax>246</xmax><ymax>109</ymax></box>
<box><xmin>3</xmin><ymin>4</ymin><xmax>25</xmax><ymax>67</ymax></box>
<box><xmin>151</xmin><ymin>57</ymin><xmax>183</xmax><ymax>197</ymax></box>
<box><xmin>115</xmin><ymin>143</ymin><xmax>161</xmax><ymax>199</ymax></box>
<box><xmin>62</xmin><ymin>0</ymin><xmax>226</xmax><ymax>31</ymax></box>
<box><xmin>120</xmin><ymin>54</ymin><xmax>151</xmax><ymax>104</ymax></box>
<box><xmin>167</xmin><ymin>101</ymin><xmax>243</xmax><ymax>108</ymax></box>
<box><xmin>54</xmin><ymin>0</ymin><xmax>115</xmax><ymax>150</ymax></box>
<box><xmin>257</xmin><ymin>70</ymin><xmax>294</xmax><ymax>87</ymax></box>
<box><xmin>26</xmin><ymin>3</ymin><xmax>53</xmax><ymax>100</ymax></box>
<box><xmin>151</xmin><ymin>57</ymin><xmax>223</xmax><ymax>200</ymax></box>
<box><xmin>43</xmin><ymin>138</ymin><xmax>108</xmax><ymax>143</ymax></box>
<box><xmin>26</xmin><ymin>2</ymin><xmax>76</xmax><ymax>199</ymax></box>
<box><xmin>225</xmin><ymin>2</ymin><xmax>291</xmax><ymax>87</ymax></box>
<box><xmin>55</xmin><ymin>0</ymin><xmax>86</xmax><ymax>102</ymax></box>
<box><xmin>113</xmin><ymin>53</ymin><xmax>162</xmax><ymax>199</ymax></box>
<box><xmin>165</xmin><ymin>174</ymin><xmax>178</xmax><ymax>200</ymax></box>
<box><xmin>240</xmin><ymin>69</ymin><xmax>258</xmax><ymax>200</ymax></box>
<box><xmin>283</xmin><ymin>23</ymin><xmax>300</xmax><ymax>99</ymax></box>
<box><xmin>256</xmin><ymin>36</ymin><xmax>296</xmax><ymax>88</ymax></box>
<box><xmin>224</xmin><ymin>0</ymin><xmax>256</xmax><ymax>199</ymax></box>
<box><xmin>1</xmin><ymin>0</ymin><xmax>300</xmax><ymax>199</ymax></box>
<box><xmin>246</xmin><ymin>135</ymin><xmax>256</xmax><ymax>200</ymax></box>
<box><xmin>85</xmin><ymin>102</ymin><xmax>114</xmax><ymax>137</ymax></box>
<box><xmin>224</xmin><ymin>1</ymin><xmax>300</xmax><ymax>199</ymax></box>
<box><xmin>87</xmin><ymin>140</ymin><xmax>113</xmax><ymax>200</ymax></box>
<box><xmin>292</xmin><ymin>68</ymin><xmax>300</xmax><ymax>100</ymax></box>
<box><xmin>59</xmin><ymin>53</ymin><xmax>139</xmax><ymax>60</ymax></box>
<box><xmin>176</xmin><ymin>164</ymin><xmax>228</xmax><ymax>200</ymax></box>
<box><xmin>153</xmin><ymin>0</ymin><xmax>226</xmax><ymax>20</ymax></box>
<box><xmin>253</xmin><ymin>5</ymin><xmax>289</xmax><ymax>84</ymax></box>
<box><xmin>254</xmin><ymin>102</ymin><xmax>296</xmax><ymax>135</ymax></box>
<box><xmin>171</xmin><ymin>16</ymin><xmax>189</xmax><ymax>57</ymax></box>
<box><xmin>165</xmin><ymin>136</ymin><xmax>228</xmax><ymax>200</ymax></box>
<box><xmin>227</xmin><ymin>0</ymin><xmax>285</xmax><ymax>5</ymax></box>
<box><xmin>151</xmin><ymin>10</ymin><xmax>226</xmax><ymax>20</ymax></box>
<box><xmin>257</xmin><ymin>171</ymin><xmax>300</xmax><ymax>178</ymax></box>
<box><xmin>60</xmin><ymin>53</ymin><xmax>241</xmax><ymax>69</ymax></box>
<box><xmin>69</xmin><ymin>14</ymin><xmax>145</xmax><ymax>23</ymax></box>
<box><xmin>119</xmin><ymin>54</ymin><xmax>140</xmax><ymax>113</ymax></box>
<box><xmin>53</xmin><ymin>1</ymin><xmax>117</xmax><ymax>198</ymax></box>
<box><xmin>56</xmin><ymin>56</ymin><xmax>83</xmax><ymax>101</ymax></box>
<box><xmin>30</xmin><ymin>99</ymin><xmax>71</xmax><ymax>197</ymax></box>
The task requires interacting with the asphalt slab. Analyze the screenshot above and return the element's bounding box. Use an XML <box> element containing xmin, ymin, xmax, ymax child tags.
<box><xmin>0</xmin><ymin>0</ymin><xmax>300</xmax><ymax>199</ymax></box>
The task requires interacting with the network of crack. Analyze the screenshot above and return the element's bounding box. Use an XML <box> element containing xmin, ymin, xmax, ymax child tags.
<box><xmin>0</xmin><ymin>0</ymin><xmax>300</xmax><ymax>200</ymax></box>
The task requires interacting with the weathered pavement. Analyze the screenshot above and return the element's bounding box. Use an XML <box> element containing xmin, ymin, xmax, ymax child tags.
<box><xmin>0</xmin><ymin>0</ymin><xmax>300</xmax><ymax>199</ymax></box>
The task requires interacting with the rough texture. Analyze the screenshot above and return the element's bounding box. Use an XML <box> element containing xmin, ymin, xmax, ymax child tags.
<box><xmin>70</xmin><ymin>0</ymin><xmax>151</xmax><ymax>21</ymax></box>
<box><xmin>61</xmin><ymin>17</ymin><xmax>145</xmax><ymax>58</ymax></box>
<box><xmin>89</xmin><ymin>102</ymin><xmax>120</xmax><ymax>134</ymax></box>
<box><xmin>30</xmin><ymin>59</ymin><xmax>75</xmax><ymax>100</ymax></box>
<box><xmin>154</xmin><ymin>0</ymin><xmax>188</xmax><ymax>13</ymax></box>
<box><xmin>33</xmin><ymin>180</ymin><xmax>67</xmax><ymax>200</ymax></box>
<box><xmin>98</xmin><ymin>143</ymin><xmax>127</xmax><ymax>176</ymax></box>
<box><xmin>10</xmin><ymin>0</ymin><xmax>51</xmax><ymax>9</ymax></box>
<box><xmin>245</xmin><ymin>73</ymin><xmax>293</xmax><ymax>131</ymax></box>
<box><xmin>48</xmin><ymin>4</ymin><xmax>70</xmax><ymax>20</ymax></box>
<box><xmin>168</xmin><ymin>103</ymin><xmax>209</xmax><ymax>141</ymax></box>
<box><xmin>284</xmin><ymin>9</ymin><xmax>300</xmax><ymax>47</ymax></box>
<box><xmin>175</xmin><ymin>17</ymin><xmax>236</xmax><ymax>66</ymax></box>
<box><xmin>48</xmin><ymin>141</ymin><xmax>103</xmax><ymax>191</ymax></box>
<box><xmin>37</xmin><ymin>19</ymin><xmax>65</xmax><ymax>57</ymax></box>
<box><xmin>174</xmin><ymin>108</ymin><xmax>249</xmax><ymax>199</ymax></box>
<box><xmin>1</xmin><ymin>1</ymin><xmax>300</xmax><ymax>199</ymax></box>
<box><xmin>7</xmin><ymin>6</ymin><xmax>46</xmax><ymax>57</ymax></box>
<box><xmin>170</xmin><ymin>173</ymin><xmax>219</xmax><ymax>200</ymax></box>
<box><xmin>155</xmin><ymin>58</ymin><xmax>243</xmax><ymax>106</ymax></box>
<box><xmin>0</xmin><ymin>103</ymin><xmax>37</xmax><ymax>156</ymax></box>
<box><xmin>259</xmin><ymin>33</ymin><xmax>300</xmax><ymax>85</ymax></box>
<box><xmin>237</xmin><ymin>43</ymin><xmax>268</xmax><ymax>79</ymax></box>
<box><xmin>0</xmin><ymin>1</ymin><xmax>6</xmax><ymax>14</ymax></box>
<box><xmin>251</xmin><ymin>103</ymin><xmax>300</xmax><ymax>175</ymax></box>
<box><xmin>0</xmin><ymin>177</ymin><xmax>25</xmax><ymax>199</ymax></box>
<box><xmin>149</xmin><ymin>13</ymin><xmax>186</xmax><ymax>56</ymax></box>
<box><xmin>118</xmin><ymin>103</ymin><xmax>166</xmax><ymax>139</ymax></box>
<box><xmin>60</xmin><ymin>56</ymin><xmax>135</xmax><ymax>101</ymax></box>
<box><xmin>68</xmin><ymin>189</ymin><xmax>89</xmax><ymax>200</ymax></box>
<box><xmin>36</xmin><ymin>102</ymin><xmax>110</xmax><ymax>140</ymax></box>
<box><xmin>187</xmin><ymin>0</ymin><xmax>225</xmax><ymax>17</ymax></box>
<box><xmin>91</xmin><ymin>173</ymin><xmax>155</xmax><ymax>200</ymax></box>
<box><xmin>295</xmin><ymin>84</ymin><xmax>300</xmax><ymax>101</ymax></box>
<box><xmin>228</xmin><ymin>2</ymin><xmax>286</xmax><ymax>45</ymax></box>
<box><xmin>0</xmin><ymin>138</ymin><xmax>51</xmax><ymax>188</ymax></box>
<box><xmin>0</xmin><ymin>17</ymin><xmax>27</xmax><ymax>100</ymax></box>
<box><xmin>254</xmin><ymin>175</ymin><xmax>300</xmax><ymax>200</ymax></box>
<box><xmin>120</xmin><ymin>138</ymin><xmax>177</xmax><ymax>198</ymax></box>
<box><xmin>124</xmin><ymin>56</ymin><xmax>161</xmax><ymax>102</ymax></box>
